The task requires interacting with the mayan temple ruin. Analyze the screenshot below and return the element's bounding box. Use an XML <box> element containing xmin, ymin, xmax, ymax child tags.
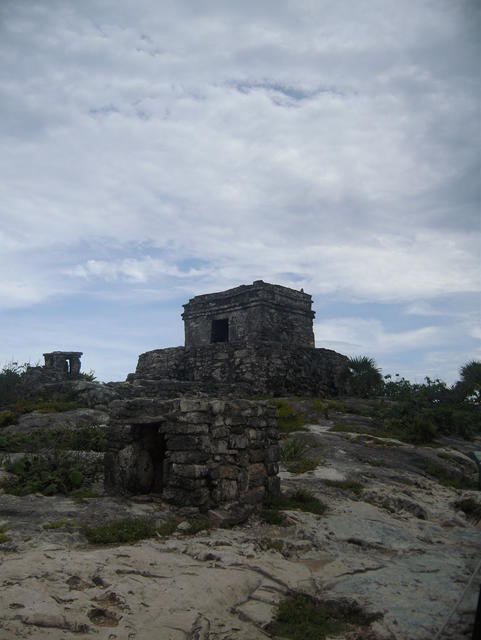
<box><xmin>130</xmin><ymin>280</ymin><xmax>348</xmax><ymax>397</ymax></box>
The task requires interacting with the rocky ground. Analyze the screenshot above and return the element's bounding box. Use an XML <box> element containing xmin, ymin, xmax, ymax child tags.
<box><xmin>1</xmin><ymin>409</ymin><xmax>480</xmax><ymax>640</ymax></box>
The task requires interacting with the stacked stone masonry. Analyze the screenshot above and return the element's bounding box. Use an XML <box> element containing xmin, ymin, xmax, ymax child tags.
<box><xmin>105</xmin><ymin>397</ymin><xmax>280</xmax><ymax>511</ymax></box>
<box><xmin>129</xmin><ymin>281</ymin><xmax>348</xmax><ymax>397</ymax></box>
<box><xmin>182</xmin><ymin>280</ymin><xmax>315</xmax><ymax>348</ymax></box>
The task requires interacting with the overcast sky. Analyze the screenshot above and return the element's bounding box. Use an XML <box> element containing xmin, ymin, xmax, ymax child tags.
<box><xmin>1</xmin><ymin>0</ymin><xmax>479</xmax><ymax>384</ymax></box>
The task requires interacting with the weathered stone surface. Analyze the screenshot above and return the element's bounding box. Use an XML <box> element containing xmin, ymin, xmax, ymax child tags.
<box><xmin>105</xmin><ymin>397</ymin><xmax>280</xmax><ymax>511</ymax></box>
<box><xmin>129</xmin><ymin>281</ymin><xmax>348</xmax><ymax>397</ymax></box>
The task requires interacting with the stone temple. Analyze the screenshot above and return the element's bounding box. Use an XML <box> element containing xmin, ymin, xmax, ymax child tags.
<box><xmin>29</xmin><ymin>282</ymin><xmax>348</xmax><ymax>516</ymax></box>
<box><xmin>129</xmin><ymin>280</ymin><xmax>347</xmax><ymax>397</ymax></box>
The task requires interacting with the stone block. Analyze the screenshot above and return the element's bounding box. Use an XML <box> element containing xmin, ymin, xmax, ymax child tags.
<box><xmin>214</xmin><ymin>479</ymin><xmax>238</xmax><ymax>502</ymax></box>
<box><xmin>218</xmin><ymin>465</ymin><xmax>240</xmax><ymax>480</ymax></box>
<box><xmin>249</xmin><ymin>449</ymin><xmax>265</xmax><ymax>463</ymax></box>
<box><xmin>266</xmin><ymin>462</ymin><xmax>279</xmax><ymax>475</ymax></box>
<box><xmin>171</xmin><ymin>464</ymin><xmax>209</xmax><ymax>478</ymax></box>
<box><xmin>167</xmin><ymin>476</ymin><xmax>208</xmax><ymax>491</ymax></box>
<box><xmin>180</xmin><ymin>398</ymin><xmax>204</xmax><ymax>412</ymax></box>
<box><xmin>243</xmin><ymin>486</ymin><xmax>266</xmax><ymax>505</ymax></box>
<box><xmin>266</xmin><ymin>476</ymin><xmax>281</xmax><ymax>497</ymax></box>
<box><xmin>178</xmin><ymin>411</ymin><xmax>209</xmax><ymax>424</ymax></box>
<box><xmin>162</xmin><ymin>423</ymin><xmax>209</xmax><ymax>435</ymax></box>
<box><xmin>168</xmin><ymin>451</ymin><xmax>210</xmax><ymax>464</ymax></box>
<box><xmin>166</xmin><ymin>435</ymin><xmax>211</xmax><ymax>451</ymax></box>
<box><xmin>265</xmin><ymin>445</ymin><xmax>280</xmax><ymax>462</ymax></box>
<box><xmin>248</xmin><ymin>463</ymin><xmax>267</xmax><ymax>487</ymax></box>
<box><xmin>211</xmin><ymin>426</ymin><xmax>229</xmax><ymax>439</ymax></box>
<box><xmin>229</xmin><ymin>434</ymin><xmax>247</xmax><ymax>449</ymax></box>
<box><xmin>210</xmin><ymin>400</ymin><xmax>226</xmax><ymax>415</ymax></box>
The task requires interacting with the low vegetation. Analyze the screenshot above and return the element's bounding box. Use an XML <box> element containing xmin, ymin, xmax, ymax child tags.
<box><xmin>455</xmin><ymin>497</ymin><xmax>481</xmax><ymax>522</ymax></box>
<box><xmin>264</xmin><ymin>489</ymin><xmax>326</xmax><ymax>517</ymax></box>
<box><xmin>0</xmin><ymin>424</ymin><xmax>106</xmax><ymax>453</ymax></box>
<box><xmin>83</xmin><ymin>518</ymin><xmax>157</xmax><ymax>544</ymax></box>
<box><xmin>423</xmin><ymin>463</ymin><xmax>477</xmax><ymax>490</ymax></box>
<box><xmin>323</xmin><ymin>479</ymin><xmax>364</xmax><ymax>497</ymax></box>
<box><xmin>3</xmin><ymin>451</ymin><xmax>103</xmax><ymax>496</ymax></box>
<box><xmin>270</xmin><ymin>399</ymin><xmax>308</xmax><ymax>434</ymax></box>
<box><xmin>280</xmin><ymin>438</ymin><xmax>320</xmax><ymax>474</ymax></box>
<box><xmin>0</xmin><ymin>525</ymin><xmax>9</xmax><ymax>543</ymax></box>
<box><xmin>336</xmin><ymin>357</ymin><xmax>481</xmax><ymax>444</ymax></box>
<box><xmin>84</xmin><ymin>515</ymin><xmax>213</xmax><ymax>545</ymax></box>
<box><xmin>266</xmin><ymin>594</ymin><xmax>380</xmax><ymax>640</ymax></box>
<box><xmin>1</xmin><ymin>425</ymin><xmax>106</xmax><ymax>497</ymax></box>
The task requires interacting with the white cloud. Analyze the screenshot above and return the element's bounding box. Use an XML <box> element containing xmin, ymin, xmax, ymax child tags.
<box><xmin>0</xmin><ymin>0</ymin><xmax>479</xmax><ymax>380</ymax></box>
<box><xmin>315</xmin><ymin>318</ymin><xmax>443</xmax><ymax>356</ymax></box>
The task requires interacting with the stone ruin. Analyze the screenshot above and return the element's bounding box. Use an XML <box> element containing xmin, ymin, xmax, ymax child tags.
<box><xmin>27</xmin><ymin>283</ymin><xmax>348</xmax><ymax>515</ymax></box>
<box><xmin>105</xmin><ymin>397</ymin><xmax>280</xmax><ymax>516</ymax></box>
<box><xmin>103</xmin><ymin>282</ymin><xmax>348</xmax><ymax>515</ymax></box>
<box><xmin>43</xmin><ymin>351</ymin><xmax>83</xmax><ymax>375</ymax></box>
<box><xmin>129</xmin><ymin>280</ymin><xmax>348</xmax><ymax>397</ymax></box>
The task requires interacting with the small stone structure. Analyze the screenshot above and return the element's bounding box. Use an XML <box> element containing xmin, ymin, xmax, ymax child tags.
<box><xmin>105</xmin><ymin>397</ymin><xmax>280</xmax><ymax>513</ymax></box>
<box><xmin>182</xmin><ymin>280</ymin><xmax>315</xmax><ymax>348</ymax></box>
<box><xmin>43</xmin><ymin>351</ymin><xmax>82</xmax><ymax>375</ymax></box>
<box><xmin>129</xmin><ymin>281</ymin><xmax>348</xmax><ymax>396</ymax></box>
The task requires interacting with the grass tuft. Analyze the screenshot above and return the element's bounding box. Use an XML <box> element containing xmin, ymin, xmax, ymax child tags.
<box><xmin>323</xmin><ymin>479</ymin><xmax>364</xmax><ymax>497</ymax></box>
<box><xmin>423</xmin><ymin>463</ymin><xmax>477</xmax><ymax>490</ymax></box>
<box><xmin>270</xmin><ymin>399</ymin><xmax>308</xmax><ymax>434</ymax></box>
<box><xmin>266</xmin><ymin>489</ymin><xmax>326</xmax><ymax>516</ymax></box>
<box><xmin>83</xmin><ymin>518</ymin><xmax>157</xmax><ymax>544</ymax></box>
<box><xmin>280</xmin><ymin>437</ymin><xmax>319</xmax><ymax>474</ymax></box>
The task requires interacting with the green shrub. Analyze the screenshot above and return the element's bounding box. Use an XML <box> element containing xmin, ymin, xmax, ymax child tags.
<box><xmin>281</xmin><ymin>438</ymin><xmax>308</xmax><ymax>462</ymax></box>
<box><xmin>78</xmin><ymin>370</ymin><xmax>97</xmax><ymax>382</ymax></box>
<box><xmin>310</xmin><ymin>399</ymin><xmax>328</xmax><ymax>419</ymax></box>
<box><xmin>4</xmin><ymin>450</ymin><xmax>103</xmax><ymax>496</ymax></box>
<box><xmin>270</xmin><ymin>399</ymin><xmax>308</xmax><ymax>434</ymax></box>
<box><xmin>0</xmin><ymin>362</ymin><xmax>27</xmax><ymax>407</ymax></box>
<box><xmin>267</xmin><ymin>489</ymin><xmax>326</xmax><ymax>515</ymax></box>
<box><xmin>0</xmin><ymin>525</ymin><xmax>9</xmax><ymax>543</ymax></box>
<box><xmin>156</xmin><ymin>518</ymin><xmax>181</xmax><ymax>536</ymax></box>
<box><xmin>260</xmin><ymin>508</ymin><xmax>286</xmax><ymax>525</ymax></box>
<box><xmin>341</xmin><ymin>356</ymin><xmax>383</xmax><ymax>398</ymax></box>
<box><xmin>0</xmin><ymin>424</ymin><xmax>106</xmax><ymax>453</ymax></box>
<box><xmin>83</xmin><ymin>518</ymin><xmax>157</xmax><ymax>544</ymax></box>
<box><xmin>267</xmin><ymin>593</ymin><xmax>381</xmax><ymax>640</ymax></box>
<box><xmin>280</xmin><ymin>438</ymin><xmax>319</xmax><ymax>474</ymax></box>
<box><xmin>186</xmin><ymin>516</ymin><xmax>212</xmax><ymax>535</ymax></box>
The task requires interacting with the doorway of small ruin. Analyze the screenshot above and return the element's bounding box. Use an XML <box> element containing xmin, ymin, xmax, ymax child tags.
<box><xmin>211</xmin><ymin>318</ymin><xmax>229</xmax><ymax>343</ymax></box>
<box><xmin>137</xmin><ymin>424</ymin><xmax>167</xmax><ymax>494</ymax></box>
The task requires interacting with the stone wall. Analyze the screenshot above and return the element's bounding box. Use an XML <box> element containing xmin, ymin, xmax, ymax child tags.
<box><xmin>105</xmin><ymin>397</ymin><xmax>280</xmax><ymax>513</ymax></box>
<box><xmin>131</xmin><ymin>343</ymin><xmax>348</xmax><ymax>397</ymax></box>
<box><xmin>182</xmin><ymin>281</ymin><xmax>315</xmax><ymax>349</ymax></box>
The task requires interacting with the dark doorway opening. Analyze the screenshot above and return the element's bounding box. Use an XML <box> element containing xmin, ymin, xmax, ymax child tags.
<box><xmin>211</xmin><ymin>318</ymin><xmax>229</xmax><ymax>343</ymax></box>
<box><xmin>138</xmin><ymin>425</ymin><xmax>167</xmax><ymax>494</ymax></box>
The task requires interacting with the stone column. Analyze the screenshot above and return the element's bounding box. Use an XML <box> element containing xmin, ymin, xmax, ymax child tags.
<box><xmin>69</xmin><ymin>356</ymin><xmax>81</xmax><ymax>375</ymax></box>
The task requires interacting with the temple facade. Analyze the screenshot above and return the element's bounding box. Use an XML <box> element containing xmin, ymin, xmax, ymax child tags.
<box><xmin>129</xmin><ymin>281</ymin><xmax>347</xmax><ymax>397</ymax></box>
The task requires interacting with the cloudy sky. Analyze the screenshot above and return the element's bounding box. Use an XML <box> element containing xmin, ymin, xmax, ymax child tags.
<box><xmin>1</xmin><ymin>0</ymin><xmax>479</xmax><ymax>383</ymax></box>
